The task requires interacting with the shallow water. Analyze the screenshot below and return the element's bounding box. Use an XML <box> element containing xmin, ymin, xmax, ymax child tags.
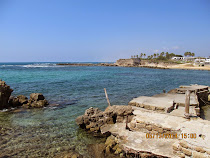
<box><xmin>0</xmin><ymin>62</ymin><xmax>210</xmax><ymax>157</ymax></box>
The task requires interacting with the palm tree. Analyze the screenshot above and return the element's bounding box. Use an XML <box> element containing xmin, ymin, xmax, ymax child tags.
<box><xmin>166</xmin><ymin>52</ymin><xmax>169</xmax><ymax>59</ymax></box>
<box><xmin>161</xmin><ymin>52</ymin><xmax>165</xmax><ymax>56</ymax></box>
<box><xmin>131</xmin><ymin>55</ymin><xmax>133</xmax><ymax>58</ymax></box>
<box><xmin>157</xmin><ymin>53</ymin><xmax>159</xmax><ymax>57</ymax></box>
<box><xmin>140</xmin><ymin>53</ymin><xmax>143</xmax><ymax>58</ymax></box>
<box><xmin>154</xmin><ymin>53</ymin><xmax>157</xmax><ymax>58</ymax></box>
<box><xmin>144</xmin><ymin>53</ymin><xmax>146</xmax><ymax>58</ymax></box>
<box><xmin>192</xmin><ymin>53</ymin><xmax>195</xmax><ymax>57</ymax></box>
<box><xmin>136</xmin><ymin>55</ymin><xmax>139</xmax><ymax>58</ymax></box>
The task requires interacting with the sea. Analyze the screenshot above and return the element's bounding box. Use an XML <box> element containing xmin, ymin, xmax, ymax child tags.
<box><xmin>0</xmin><ymin>62</ymin><xmax>210</xmax><ymax>157</ymax></box>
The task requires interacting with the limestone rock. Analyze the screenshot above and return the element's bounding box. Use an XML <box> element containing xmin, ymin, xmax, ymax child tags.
<box><xmin>30</xmin><ymin>100</ymin><xmax>48</xmax><ymax>108</ymax></box>
<box><xmin>87</xmin><ymin>143</ymin><xmax>106</xmax><ymax>158</ymax></box>
<box><xmin>30</xmin><ymin>93</ymin><xmax>45</xmax><ymax>101</ymax></box>
<box><xmin>76</xmin><ymin>116</ymin><xmax>84</xmax><ymax>125</ymax></box>
<box><xmin>115</xmin><ymin>58</ymin><xmax>141</xmax><ymax>67</ymax></box>
<box><xmin>194</xmin><ymin>146</ymin><xmax>206</xmax><ymax>153</ymax></box>
<box><xmin>17</xmin><ymin>95</ymin><xmax>28</xmax><ymax>104</ymax></box>
<box><xmin>76</xmin><ymin>105</ymin><xmax>133</xmax><ymax>133</ymax></box>
<box><xmin>8</xmin><ymin>95</ymin><xmax>28</xmax><ymax>107</ymax></box>
<box><xmin>0</xmin><ymin>80</ymin><xmax>13</xmax><ymax>109</ymax></box>
<box><xmin>181</xmin><ymin>147</ymin><xmax>192</xmax><ymax>156</ymax></box>
<box><xmin>105</xmin><ymin>135</ymin><xmax>116</xmax><ymax>147</ymax></box>
<box><xmin>28</xmin><ymin>93</ymin><xmax>49</xmax><ymax>108</ymax></box>
<box><xmin>193</xmin><ymin>151</ymin><xmax>208</xmax><ymax>158</ymax></box>
<box><xmin>180</xmin><ymin>140</ymin><xmax>189</xmax><ymax>149</ymax></box>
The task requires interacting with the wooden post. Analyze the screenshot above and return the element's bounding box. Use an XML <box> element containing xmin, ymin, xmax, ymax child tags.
<box><xmin>104</xmin><ymin>88</ymin><xmax>111</xmax><ymax>107</ymax></box>
<box><xmin>185</xmin><ymin>90</ymin><xmax>190</xmax><ymax>118</ymax></box>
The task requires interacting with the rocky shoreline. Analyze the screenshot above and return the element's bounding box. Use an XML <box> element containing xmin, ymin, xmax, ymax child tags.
<box><xmin>76</xmin><ymin>85</ymin><xmax>210</xmax><ymax>158</ymax></box>
<box><xmin>56</xmin><ymin>59</ymin><xmax>210</xmax><ymax>71</ymax></box>
<box><xmin>0</xmin><ymin>80</ymin><xmax>49</xmax><ymax>110</ymax></box>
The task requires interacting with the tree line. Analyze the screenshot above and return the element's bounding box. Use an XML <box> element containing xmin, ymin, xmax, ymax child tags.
<box><xmin>131</xmin><ymin>52</ymin><xmax>195</xmax><ymax>60</ymax></box>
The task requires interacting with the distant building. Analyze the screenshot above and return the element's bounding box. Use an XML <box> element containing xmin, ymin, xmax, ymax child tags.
<box><xmin>171</xmin><ymin>56</ymin><xmax>195</xmax><ymax>61</ymax></box>
<box><xmin>205</xmin><ymin>58</ymin><xmax>210</xmax><ymax>64</ymax></box>
<box><xmin>171</xmin><ymin>57</ymin><xmax>184</xmax><ymax>60</ymax></box>
<box><xmin>183</xmin><ymin>57</ymin><xmax>196</xmax><ymax>62</ymax></box>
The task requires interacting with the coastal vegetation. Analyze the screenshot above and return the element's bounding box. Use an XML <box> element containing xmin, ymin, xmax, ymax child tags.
<box><xmin>132</xmin><ymin>52</ymin><xmax>196</xmax><ymax>60</ymax></box>
<box><xmin>131</xmin><ymin>52</ymin><xmax>197</xmax><ymax>64</ymax></box>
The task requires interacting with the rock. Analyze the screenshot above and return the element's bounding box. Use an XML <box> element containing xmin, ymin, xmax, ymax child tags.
<box><xmin>28</xmin><ymin>93</ymin><xmax>49</xmax><ymax>108</ymax></box>
<box><xmin>76</xmin><ymin>116</ymin><xmax>84</xmax><ymax>126</ymax></box>
<box><xmin>9</xmin><ymin>96</ymin><xmax>20</xmax><ymax>107</ymax></box>
<box><xmin>208</xmin><ymin>94</ymin><xmax>210</xmax><ymax>102</ymax></box>
<box><xmin>105</xmin><ymin>135</ymin><xmax>116</xmax><ymax>147</ymax></box>
<box><xmin>193</xmin><ymin>151</ymin><xmax>208</xmax><ymax>158</ymax></box>
<box><xmin>30</xmin><ymin>100</ymin><xmax>48</xmax><ymax>108</ymax></box>
<box><xmin>194</xmin><ymin>146</ymin><xmax>206</xmax><ymax>153</ymax></box>
<box><xmin>115</xmin><ymin>58</ymin><xmax>141</xmax><ymax>67</ymax></box>
<box><xmin>0</xmin><ymin>80</ymin><xmax>13</xmax><ymax>109</ymax></box>
<box><xmin>9</xmin><ymin>95</ymin><xmax>28</xmax><ymax>107</ymax></box>
<box><xmin>30</xmin><ymin>93</ymin><xmax>45</xmax><ymax>101</ymax></box>
<box><xmin>181</xmin><ymin>147</ymin><xmax>192</xmax><ymax>156</ymax></box>
<box><xmin>76</xmin><ymin>105</ymin><xmax>133</xmax><ymax>133</ymax></box>
<box><xmin>105</xmin><ymin>105</ymin><xmax>133</xmax><ymax>116</ymax></box>
<box><xmin>172</xmin><ymin>142</ymin><xmax>180</xmax><ymax>151</ymax></box>
<box><xmin>17</xmin><ymin>95</ymin><xmax>28</xmax><ymax>104</ymax></box>
<box><xmin>87</xmin><ymin>143</ymin><xmax>106</xmax><ymax>158</ymax></box>
<box><xmin>180</xmin><ymin>140</ymin><xmax>189</xmax><ymax>149</ymax></box>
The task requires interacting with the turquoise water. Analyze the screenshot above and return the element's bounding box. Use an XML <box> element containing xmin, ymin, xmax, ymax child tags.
<box><xmin>0</xmin><ymin>62</ymin><xmax>210</xmax><ymax>157</ymax></box>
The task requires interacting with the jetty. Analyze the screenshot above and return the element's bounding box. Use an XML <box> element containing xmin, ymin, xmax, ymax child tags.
<box><xmin>76</xmin><ymin>85</ymin><xmax>210</xmax><ymax>157</ymax></box>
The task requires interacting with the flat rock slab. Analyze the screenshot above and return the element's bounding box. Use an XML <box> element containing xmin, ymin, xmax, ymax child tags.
<box><xmin>129</xmin><ymin>96</ymin><xmax>174</xmax><ymax>112</ymax></box>
<box><xmin>101</xmin><ymin>123</ymin><xmax>177</xmax><ymax>157</ymax></box>
<box><xmin>129</xmin><ymin>93</ymin><xmax>198</xmax><ymax>112</ymax></box>
<box><xmin>100</xmin><ymin>107</ymin><xmax>210</xmax><ymax>157</ymax></box>
<box><xmin>180</xmin><ymin>119</ymin><xmax>210</xmax><ymax>149</ymax></box>
<box><xmin>133</xmin><ymin>107</ymin><xmax>210</xmax><ymax>150</ymax></box>
<box><xmin>178</xmin><ymin>85</ymin><xmax>209</xmax><ymax>92</ymax></box>
<box><xmin>132</xmin><ymin>107</ymin><xmax>187</xmax><ymax>131</ymax></box>
<box><xmin>122</xmin><ymin>131</ymin><xmax>177</xmax><ymax>157</ymax></box>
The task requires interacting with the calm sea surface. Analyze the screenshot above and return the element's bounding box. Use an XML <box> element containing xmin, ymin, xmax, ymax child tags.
<box><xmin>0</xmin><ymin>62</ymin><xmax>210</xmax><ymax>157</ymax></box>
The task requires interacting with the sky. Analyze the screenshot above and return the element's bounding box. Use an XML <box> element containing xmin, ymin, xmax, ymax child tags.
<box><xmin>0</xmin><ymin>0</ymin><xmax>210</xmax><ymax>62</ymax></box>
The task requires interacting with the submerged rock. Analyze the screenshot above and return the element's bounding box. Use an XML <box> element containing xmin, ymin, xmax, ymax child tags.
<box><xmin>0</xmin><ymin>80</ymin><xmax>13</xmax><ymax>109</ymax></box>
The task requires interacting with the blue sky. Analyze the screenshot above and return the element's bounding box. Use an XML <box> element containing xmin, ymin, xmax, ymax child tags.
<box><xmin>0</xmin><ymin>0</ymin><xmax>210</xmax><ymax>62</ymax></box>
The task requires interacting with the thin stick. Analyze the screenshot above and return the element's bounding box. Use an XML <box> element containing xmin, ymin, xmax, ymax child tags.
<box><xmin>104</xmin><ymin>88</ymin><xmax>111</xmax><ymax>107</ymax></box>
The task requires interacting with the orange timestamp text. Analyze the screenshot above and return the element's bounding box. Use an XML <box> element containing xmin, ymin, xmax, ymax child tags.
<box><xmin>146</xmin><ymin>133</ymin><xmax>197</xmax><ymax>139</ymax></box>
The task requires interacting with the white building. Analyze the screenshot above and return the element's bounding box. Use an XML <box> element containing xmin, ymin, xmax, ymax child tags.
<box><xmin>171</xmin><ymin>57</ymin><xmax>184</xmax><ymax>60</ymax></box>
<box><xmin>205</xmin><ymin>58</ymin><xmax>210</xmax><ymax>64</ymax></box>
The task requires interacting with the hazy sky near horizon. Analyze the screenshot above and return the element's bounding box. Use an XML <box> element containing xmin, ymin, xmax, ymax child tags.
<box><xmin>0</xmin><ymin>0</ymin><xmax>210</xmax><ymax>62</ymax></box>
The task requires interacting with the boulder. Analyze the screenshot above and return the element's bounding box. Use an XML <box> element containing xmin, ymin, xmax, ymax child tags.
<box><xmin>30</xmin><ymin>93</ymin><xmax>45</xmax><ymax>101</ymax></box>
<box><xmin>17</xmin><ymin>95</ymin><xmax>28</xmax><ymax>104</ymax></box>
<box><xmin>28</xmin><ymin>93</ymin><xmax>49</xmax><ymax>108</ymax></box>
<box><xmin>8</xmin><ymin>95</ymin><xmax>28</xmax><ymax>107</ymax></box>
<box><xmin>0</xmin><ymin>80</ymin><xmax>13</xmax><ymax>109</ymax></box>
